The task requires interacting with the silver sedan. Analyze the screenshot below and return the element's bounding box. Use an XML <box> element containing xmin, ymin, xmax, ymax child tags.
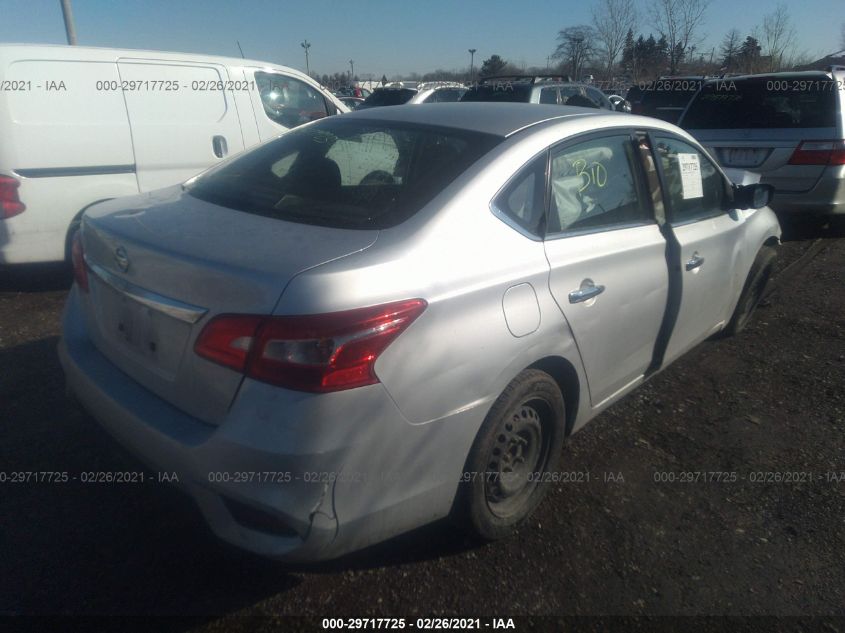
<box><xmin>59</xmin><ymin>103</ymin><xmax>781</xmax><ymax>560</ymax></box>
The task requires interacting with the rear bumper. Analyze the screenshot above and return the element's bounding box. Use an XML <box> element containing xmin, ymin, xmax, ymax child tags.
<box><xmin>58</xmin><ymin>287</ymin><xmax>482</xmax><ymax>560</ymax></box>
<box><xmin>767</xmin><ymin>167</ymin><xmax>845</xmax><ymax>215</ymax></box>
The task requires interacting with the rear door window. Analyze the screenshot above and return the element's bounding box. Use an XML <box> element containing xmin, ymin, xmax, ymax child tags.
<box><xmin>682</xmin><ymin>77</ymin><xmax>837</xmax><ymax>129</ymax></box>
<box><xmin>426</xmin><ymin>88</ymin><xmax>466</xmax><ymax>103</ymax></box>
<box><xmin>548</xmin><ymin>134</ymin><xmax>651</xmax><ymax>234</ymax></box>
<box><xmin>540</xmin><ymin>88</ymin><xmax>559</xmax><ymax>104</ymax></box>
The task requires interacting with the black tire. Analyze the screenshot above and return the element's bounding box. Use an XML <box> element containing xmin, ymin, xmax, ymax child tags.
<box><xmin>724</xmin><ymin>246</ymin><xmax>777</xmax><ymax>336</ymax></box>
<box><xmin>455</xmin><ymin>369</ymin><xmax>566</xmax><ymax>541</ymax></box>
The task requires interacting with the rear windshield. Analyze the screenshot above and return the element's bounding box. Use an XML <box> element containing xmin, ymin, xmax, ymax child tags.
<box><xmin>359</xmin><ymin>89</ymin><xmax>416</xmax><ymax>108</ymax></box>
<box><xmin>682</xmin><ymin>77</ymin><xmax>838</xmax><ymax>129</ymax></box>
<box><xmin>460</xmin><ymin>84</ymin><xmax>533</xmax><ymax>103</ymax></box>
<box><xmin>187</xmin><ymin>118</ymin><xmax>502</xmax><ymax>229</ymax></box>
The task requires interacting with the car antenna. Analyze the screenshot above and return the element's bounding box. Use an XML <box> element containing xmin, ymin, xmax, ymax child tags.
<box><xmin>236</xmin><ymin>41</ymin><xmax>245</xmax><ymax>59</ymax></box>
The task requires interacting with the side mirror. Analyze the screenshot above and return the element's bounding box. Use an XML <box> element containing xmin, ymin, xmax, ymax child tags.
<box><xmin>733</xmin><ymin>183</ymin><xmax>774</xmax><ymax>210</ymax></box>
<box><xmin>615</xmin><ymin>99</ymin><xmax>632</xmax><ymax>113</ymax></box>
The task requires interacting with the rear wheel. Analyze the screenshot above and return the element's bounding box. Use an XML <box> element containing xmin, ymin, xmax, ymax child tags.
<box><xmin>724</xmin><ymin>246</ymin><xmax>777</xmax><ymax>336</ymax></box>
<box><xmin>455</xmin><ymin>369</ymin><xmax>566</xmax><ymax>541</ymax></box>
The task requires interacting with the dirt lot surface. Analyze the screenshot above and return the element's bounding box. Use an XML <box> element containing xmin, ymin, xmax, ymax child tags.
<box><xmin>0</xmin><ymin>219</ymin><xmax>843</xmax><ymax>628</ymax></box>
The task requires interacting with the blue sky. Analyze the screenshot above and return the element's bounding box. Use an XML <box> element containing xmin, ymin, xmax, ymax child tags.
<box><xmin>2</xmin><ymin>0</ymin><xmax>842</xmax><ymax>76</ymax></box>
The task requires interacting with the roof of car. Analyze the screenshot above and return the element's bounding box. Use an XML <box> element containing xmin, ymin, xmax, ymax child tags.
<box><xmin>702</xmin><ymin>70</ymin><xmax>843</xmax><ymax>83</ymax></box>
<box><xmin>341</xmin><ymin>102</ymin><xmax>622</xmax><ymax>137</ymax></box>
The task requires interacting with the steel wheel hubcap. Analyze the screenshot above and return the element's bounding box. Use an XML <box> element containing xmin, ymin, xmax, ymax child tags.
<box><xmin>486</xmin><ymin>401</ymin><xmax>548</xmax><ymax>517</ymax></box>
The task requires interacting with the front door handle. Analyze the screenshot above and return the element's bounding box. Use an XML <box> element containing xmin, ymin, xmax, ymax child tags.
<box><xmin>212</xmin><ymin>135</ymin><xmax>228</xmax><ymax>158</ymax></box>
<box><xmin>568</xmin><ymin>280</ymin><xmax>606</xmax><ymax>304</ymax></box>
<box><xmin>685</xmin><ymin>252</ymin><xmax>705</xmax><ymax>271</ymax></box>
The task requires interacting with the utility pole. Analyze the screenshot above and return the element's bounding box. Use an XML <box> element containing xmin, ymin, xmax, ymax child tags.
<box><xmin>468</xmin><ymin>48</ymin><xmax>476</xmax><ymax>83</ymax></box>
<box><xmin>349</xmin><ymin>59</ymin><xmax>354</xmax><ymax>81</ymax></box>
<box><xmin>60</xmin><ymin>0</ymin><xmax>78</xmax><ymax>45</ymax></box>
<box><xmin>301</xmin><ymin>40</ymin><xmax>311</xmax><ymax>76</ymax></box>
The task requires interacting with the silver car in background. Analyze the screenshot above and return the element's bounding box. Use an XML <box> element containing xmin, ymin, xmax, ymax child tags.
<box><xmin>680</xmin><ymin>69</ymin><xmax>845</xmax><ymax>218</ymax></box>
<box><xmin>59</xmin><ymin>103</ymin><xmax>780</xmax><ymax>561</ymax></box>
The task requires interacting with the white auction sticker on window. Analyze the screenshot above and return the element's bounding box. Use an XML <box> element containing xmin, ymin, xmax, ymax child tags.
<box><xmin>677</xmin><ymin>153</ymin><xmax>703</xmax><ymax>199</ymax></box>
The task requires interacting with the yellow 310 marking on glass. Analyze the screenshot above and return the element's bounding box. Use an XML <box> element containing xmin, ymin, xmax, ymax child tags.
<box><xmin>571</xmin><ymin>159</ymin><xmax>608</xmax><ymax>192</ymax></box>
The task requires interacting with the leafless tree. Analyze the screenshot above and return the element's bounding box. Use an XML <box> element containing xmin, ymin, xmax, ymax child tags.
<box><xmin>592</xmin><ymin>0</ymin><xmax>637</xmax><ymax>79</ymax></box>
<box><xmin>648</xmin><ymin>0</ymin><xmax>711</xmax><ymax>74</ymax></box>
<box><xmin>720</xmin><ymin>28</ymin><xmax>741</xmax><ymax>72</ymax></box>
<box><xmin>553</xmin><ymin>26</ymin><xmax>599</xmax><ymax>80</ymax></box>
<box><xmin>762</xmin><ymin>4</ymin><xmax>796</xmax><ymax>71</ymax></box>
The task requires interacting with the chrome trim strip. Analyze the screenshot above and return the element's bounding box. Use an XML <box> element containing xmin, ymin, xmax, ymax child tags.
<box><xmin>15</xmin><ymin>164</ymin><xmax>136</xmax><ymax>178</ymax></box>
<box><xmin>86</xmin><ymin>260</ymin><xmax>208</xmax><ymax>324</ymax></box>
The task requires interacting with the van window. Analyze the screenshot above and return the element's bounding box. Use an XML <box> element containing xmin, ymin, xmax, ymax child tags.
<box><xmin>682</xmin><ymin>77</ymin><xmax>837</xmax><ymax>129</ymax></box>
<box><xmin>255</xmin><ymin>71</ymin><xmax>330</xmax><ymax>128</ymax></box>
<box><xmin>187</xmin><ymin>119</ymin><xmax>502</xmax><ymax>229</ymax></box>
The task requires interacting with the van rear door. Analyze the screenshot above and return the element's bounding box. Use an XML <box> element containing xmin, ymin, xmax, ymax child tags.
<box><xmin>680</xmin><ymin>76</ymin><xmax>839</xmax><ymax>193</ymax></box>
<box><xmin>117</xmin><ymin>59</ymin><xmax>247</xmax><ymax>191</ymax></box>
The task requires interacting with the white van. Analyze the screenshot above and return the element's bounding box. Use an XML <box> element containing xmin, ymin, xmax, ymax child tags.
<box><xmin>0</xmin><ymin>44</ymin><xmax>348</xmax><ymax>264</ymax></box>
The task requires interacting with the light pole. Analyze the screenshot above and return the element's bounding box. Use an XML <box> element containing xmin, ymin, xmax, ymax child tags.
<box><xmin>349</xmin><ymin>59</ymin><xmax>354</xmax><ymax>81</ymax></box>
<box><xmin>301</xmin><ymin>40</ymin><xmax>311</xmax><ymax>76</ymax></box>
<box><xmin>60</xmin><ymin>0</ymin><xmax>78</xmax><ymax>45</ymax></box>
<box><xmin>468</xmin><ymin>48</ymin><xmax>476</xmax><ymax>83</ymax></box>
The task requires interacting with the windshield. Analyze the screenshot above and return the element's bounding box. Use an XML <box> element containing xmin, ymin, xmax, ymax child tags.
<box><xmin>460</xmin><ymin>84</ymin><xmax>533</xmax><ymax>103</ymax></box>
<box><xmin>358</xmin><ymin>89</ymin><xmax>417</xmax><ymax>108</ymax></box>
<box><xmin>682</xmin><ymin>76</ymin><xmax>837</xmax><ymax>129</ymax></box>
<box><xmin>187</xmin><ymin>118</ymin><xmax>502</xmax><ymax>229</ymax></box>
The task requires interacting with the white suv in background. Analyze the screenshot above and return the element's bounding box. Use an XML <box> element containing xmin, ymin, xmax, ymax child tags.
<box><xmin>0</xmin><ymin>44</ymin><xmax>347</xmax><ymax>265</ymax></box>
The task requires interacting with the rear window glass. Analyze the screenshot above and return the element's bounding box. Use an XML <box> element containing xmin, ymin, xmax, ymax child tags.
<box><xmin>460</xmin><ymin>84</ymin><xmax>533</xmax><ymax>103</ymax></box>
<box><xmin>682</xmin><ymin>77</ymin><xmax>837</xmax><ymax>129</ymax></box>
<box><xmin>360</xmin><ymin>89</ymin><xmax>417</xmax><ymax>107</ymax></box>
<box><xmin>187</xmin><ymin>119</ymin><xmax>502</xmax><ymax>229</ymax></box>
<box><xmin>640</xmin><ymin>79</ymin><xmax>704</xmax><ymax>109</ymax></box>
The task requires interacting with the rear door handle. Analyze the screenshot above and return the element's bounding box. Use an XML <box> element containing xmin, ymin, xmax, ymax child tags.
<box><xmin>568</xmin><ymin>280</ymin><xmax>605</xmax><ymax>304</ymax></box>
<box><xmin>685</xmin><ymin>252</ymin><xmax>705</xmax><ymax>271</ymax></box>
<box><xmin>212</xmin><ymin>135</ymin><xmax>228</xmax><ymax>158</ymax></box>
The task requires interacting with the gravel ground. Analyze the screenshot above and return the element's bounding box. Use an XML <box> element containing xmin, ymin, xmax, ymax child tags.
<box><xmin>0</xmin><ymin>219</ymin><xmax>843</xmax><ymax>626</ymax></box>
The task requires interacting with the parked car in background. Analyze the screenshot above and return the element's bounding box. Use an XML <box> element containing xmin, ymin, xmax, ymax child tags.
<box><xmin>460</xmin><ymin>75</ymin><xmax>620</xmax><ymax>111</ymax></box>
<box><xmin>357</xmin><ymin>82</ymin><xmax>467</xmax><ymax>109</ymax></box>
<box><xmin>0</xmin><ymin>44</ymin><xmax>347</xmax><ymax>265</ymax></box>
<box><xmin>60</xmin><ymin>103</ymin><xmax>779</xmax><ymax>561</ymax></box>
<box><xmin>608</xmin><ymin>94</ymin><xmax>631</xmax><ymax>112</ymax></box>
<box><xmin>628</xmin><ymin>76</ymin><xmax>707</xmax><ymax>123</ymax></box>
<box><xmin>679</xmin><ymin>69</ymin><xmax>845</xmax><ymax>218</ymax></box>
<box><xmin>338</xmin><ymin>96</ymin><xmax>365</xmax><ymax>110</ymax></box>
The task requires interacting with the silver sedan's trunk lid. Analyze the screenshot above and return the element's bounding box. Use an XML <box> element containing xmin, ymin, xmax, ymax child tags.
<box><xmin>79</xmin><ymin>186</ymin><xmax>378</xmax><ymax>425</ymax></box>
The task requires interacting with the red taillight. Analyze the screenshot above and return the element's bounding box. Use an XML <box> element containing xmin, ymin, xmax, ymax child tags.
<box><xmin>788</xmin><ymin>140</ymin><xmax>845</xmax><ymax>166</ymax></box>
<box><xmin>71</xmin><ymin>232</ymin><xmax>89</xmax><ymax>293</ymax></box>
<box><xmin>194</xmin><ymin>315</ymin><xmax>264</xmax><ymax>371</ymax></box>
<box><xmin>0</xmin><ymin>175</ymin><xmax>26</xmax><ymax>219</ymax></box>
<box><xmin>195</xmin><ymin>299</ymin><xmax>427</xmax><ymax>393</ymax></box>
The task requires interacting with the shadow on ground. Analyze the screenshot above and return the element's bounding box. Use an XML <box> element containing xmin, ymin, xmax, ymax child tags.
<box><xmin>0</xmin><ymin>263</ymin><xmax>72</xmax><ymax>292</ymax></box>
<box><xmin>0</xmin><ymin>336</ymin><xmax>472</xmax><ymax>619</ymax></box>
